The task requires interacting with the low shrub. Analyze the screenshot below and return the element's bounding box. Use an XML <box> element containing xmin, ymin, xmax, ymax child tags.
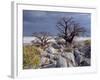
<box><xmin>84</xmin><ymin>40</ymin><xmax>91</xmax><ymax>46</ymax></box>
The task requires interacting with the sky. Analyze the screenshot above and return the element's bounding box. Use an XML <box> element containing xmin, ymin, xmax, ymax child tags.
<box><xmin>23</xmin><ymin>10</ymin><xmax>91</xmax><ymax>37</ymax></box>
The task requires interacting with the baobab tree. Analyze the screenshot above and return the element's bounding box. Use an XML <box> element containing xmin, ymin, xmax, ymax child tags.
<box><xmin>56</xmin><ymin>17</ymin><xmax>86</xmax><ymax>46</ymax></box>
<box><xmin>32</xmin><ymin>32</ymin><xmax>52</xmax><ymax>49</ymax></box>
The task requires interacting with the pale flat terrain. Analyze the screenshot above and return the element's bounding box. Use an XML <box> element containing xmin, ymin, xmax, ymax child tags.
<box><xmin>23</xmin><ymin>36</ymin><xmax>90</xmax><ymax>44</ymax></box>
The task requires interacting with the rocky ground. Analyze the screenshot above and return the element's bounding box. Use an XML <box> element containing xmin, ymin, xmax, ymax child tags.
<box><xmin>23</xmin><ymin>38</ymin><xmax>91</xmax><ymax>69</ymax></box>
<box><xmin>39</xmin><ymin>44</ymin><xmax>91</xmax><ymax>68</ymax></box>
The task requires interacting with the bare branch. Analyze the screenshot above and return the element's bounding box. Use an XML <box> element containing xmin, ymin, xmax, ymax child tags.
<box><xmin>57</xmin><ymin>17</ymin><xmax>86</xmax><ymax>44</ymax></box>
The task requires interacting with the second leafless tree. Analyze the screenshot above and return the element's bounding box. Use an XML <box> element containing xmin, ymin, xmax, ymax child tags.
<box><xmin>32</xmin><ymin>32</ymin><xmax>52</xmax><ymax>49</ymax></box>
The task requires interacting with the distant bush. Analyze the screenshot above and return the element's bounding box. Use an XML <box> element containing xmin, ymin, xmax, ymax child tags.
<box><xmin>64</xmin><ymin>48</ymin><xmax>72</xmax><ymax>52</ymax></box>
<box><xmin>23</xmin><ymin>45</ymin><xmax>41</xmax><ymax>69</ymax></box>
<box><xmin>56</xmin><ymin>49</ymin><xmax>61</xmax><ymax>52</ymax></box>
<box><xmin>84</xmin><ymin>40</ymin><xmax>91</xmax><ymax>46</ymax></box>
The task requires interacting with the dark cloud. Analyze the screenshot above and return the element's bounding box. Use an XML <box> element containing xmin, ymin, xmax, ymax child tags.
<box><xmin>23</xmin><ymin>10</ymin><xmax>91</xmax><ymax>36</ymax></box>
